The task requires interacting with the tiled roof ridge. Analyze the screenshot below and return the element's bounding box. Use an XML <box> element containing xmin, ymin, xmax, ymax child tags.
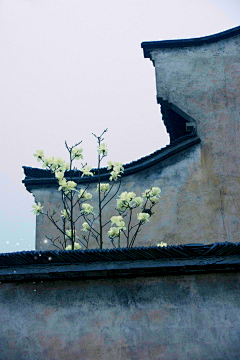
<box><xmin>1</xmin><ymin>241</ymin><xmax>240</xmax><ymax>268</ymax></box>
<box><xmin>141</xmin><ymin>25</ymin><xmax>240</xmax><ymax>58</ymax></box>
<box><xmin>22</xmin><ymin>133</ymin><xmax>199</xmax><ymax>183</ymax></box>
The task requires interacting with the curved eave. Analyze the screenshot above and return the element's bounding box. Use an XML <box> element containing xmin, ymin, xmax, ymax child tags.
<box><xmin>141</xmin><ymin>25</ymin><xmax>240</xmax><ymax>58</ymax></box>
<box><xmin>22</xmin><ymin>134</ymin><xmax>200</xmax><ymax>192</ymax></box>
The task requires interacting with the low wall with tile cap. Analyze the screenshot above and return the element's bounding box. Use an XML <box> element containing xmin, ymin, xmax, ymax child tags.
<box><xmin>1</xmin><ymin>271</ymin><xmax>240</xmax><ymax>360</ymax></box>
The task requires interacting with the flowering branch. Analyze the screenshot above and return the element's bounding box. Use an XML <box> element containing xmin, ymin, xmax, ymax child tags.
<box><xmin>32</xmin><ymin>131</ymin><xmax>163</xmax><ymax>251</ymax></box>
<box><xmin>92</xmin><ymin>128</ymin><xmax>108</xmax><ymax>249</ymax></box>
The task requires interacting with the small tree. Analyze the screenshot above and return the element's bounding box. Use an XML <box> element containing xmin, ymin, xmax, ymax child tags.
<box><xmin>31</xmin><ymin>129</ymin><xmax>161</xmax><ymax>250</ymax></box>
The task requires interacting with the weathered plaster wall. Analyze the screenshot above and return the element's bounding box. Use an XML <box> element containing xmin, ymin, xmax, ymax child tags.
<box><xmin>1</xmin><ymin>272</ymin><xmax>240</xmax><ymax>360</ymax></box>
<box><xmin>150</xmin><ymin>35</ymin><xmax>240</xmax><ymax>243</ymax></box>
<box><xmin>152</xmin><ymin>36</ymin><xmax>240</xmax><ymax>177</ymax></box>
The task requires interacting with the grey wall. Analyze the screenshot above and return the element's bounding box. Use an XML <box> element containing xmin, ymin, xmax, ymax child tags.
<box><xmin>150</xmin><ymin>35</ymin><xmax>240</xmax><ymax>245</ymax></box>
<box><xmin>1</xmin><ymin>272</ymin><xmax>240</xmax><ymax>359</ymax></box>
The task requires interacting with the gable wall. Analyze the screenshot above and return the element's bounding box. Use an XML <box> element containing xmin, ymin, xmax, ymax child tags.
<box><xmin>150</xmin><ymin>35</ymin><xmax>240</xmax><ymax>244</ymax></box>
<box><xmin>31</xmin><ymin>35</ymin><xmax>240</xmax><ymax>251</ymax></box>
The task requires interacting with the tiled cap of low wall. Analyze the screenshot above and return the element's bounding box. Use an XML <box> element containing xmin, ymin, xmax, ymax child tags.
<box><xmin>0</xmin><ymin>242</ymin><xmax>240</xmax><ymax>283</ymax></box>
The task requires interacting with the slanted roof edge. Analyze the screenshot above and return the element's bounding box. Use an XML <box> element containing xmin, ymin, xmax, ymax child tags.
<box><xmin>22</xmin><ymin>135</ymin><xmax>200</xmax><ymax>191</ymax></box>
<box><xmin>141</xmin><ymin>25</ymin><xmax>240</xmax><ymax>58</ymax></box>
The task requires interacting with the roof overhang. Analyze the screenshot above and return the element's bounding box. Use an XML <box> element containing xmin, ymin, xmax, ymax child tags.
<box><xmin>141</xmin><ymin>25</ymin><xmax>240</xmax><ymax>59</ymax></box>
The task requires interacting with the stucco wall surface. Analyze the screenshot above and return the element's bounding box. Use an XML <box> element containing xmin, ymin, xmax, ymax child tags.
<box><xmin>0</xmin><ymin>272</ymin><xmax>240</xmax><ymax>360</ymax></box>
<box><xmin>152</xmin><ymin>36</ymin><xmax>240</xmax><ymax>179</ymax></box>
<box><xmin>150</xmin><ymin>35</ymin><xmax>240</xmax><ymax>242</ymax></box>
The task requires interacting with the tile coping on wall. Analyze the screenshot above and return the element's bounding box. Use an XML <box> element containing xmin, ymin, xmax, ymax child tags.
<box><xmin>0</xmin><ymin>242</ymin><xmax>240</xmax><ymax>283</ymax></box>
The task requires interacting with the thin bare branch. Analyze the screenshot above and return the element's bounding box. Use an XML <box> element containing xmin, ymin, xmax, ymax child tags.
<box><xmin>82</xmin><ymin>215</ymin><xmax>100</xmax><ymax>236</ymax></box>
<box><xmin>45</xmin><ymin>235</ymin><xmax>64</xmax><ymax>251</ymax></box>
<box><xmin>65</xmin><ymin>141</ymin><xmax>70</xmax><ymax>152</ymax></box>
<box><xmin>101</xmin><ymin>180</ymin><xmax>122</xmax><ymax>210</ymax></box>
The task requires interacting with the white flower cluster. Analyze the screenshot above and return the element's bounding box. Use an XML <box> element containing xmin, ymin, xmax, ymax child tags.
<box><xmin>107</xmin><ymin>161</ymin><xmax>124</xmax><ymax>181</ymax></box>
<box><xmin>33</xmin><ymin>150</ymin><xmax>44</xmax><ymax>162</ymax></box>
<box><xmin>31</xmin><ymin>202</ymin><xmax>44</xmax><ymax>215</ymax></box>
<box><xmin>142</xmin><ymin>187</ymin><xmax>161</xmax><ymax>203</ymax></box>
<box><xmin>72</xmin><ymin>147</ymin><xmax>83</xmax><ymax>160</ymax></box>
<box><xmin>157</xmin><ymin>242</ymin><xmax>167</xmax><ymax>247</ymax></box>
<box><xmin>96</xmin><ymin>183</ymin><xmax>110</xmax><ymax>193</ymax></box>
<box><xmin>108</xmin><ymin>216</ymin><xmax>126</xmax><ymax>239</ymax></box>
<box><xmin>33</xmin><ymin>149</ymin><xmax>95</xmax><ymax>198</ymax></box>
<box><xmin>58</xmin><ymin>179</ymin><xmax>78</xmax><ymax>194</ymax></box>
<box><xmin>79</xmin><ymin>166</ymin><xmax>94</xmax><ymax>177</ymax></box>
<box><xmin>78</xmin><ymin>189</ymin><xmax>93</xmax><ymax>200</ymax></box>
<box><xmin>66</xmin><ymin>229</ymin><xmax>79</xmax><ymax>240</ymax></box>
<box><xmin>137</xmin><ymin>212</ymin><xmax>150</xmax><ymax>222</ymax></box>
<box><xmin>81</xmin><ymin>222</ymin><xmax>90</xmax><ymax>232</ymax></box>
<box><xmin>61</xmin><ymin>209</ymin><xmax>70</xmax><ymax>219</ymax></box>
<box><xmin>81</xmin><ymin>203</ymin><xmax>94</xmax><ymax>215</ymax></box>
<box><xmin>97</xmin><ymin>143</ymin><xmax>108</xmax><ymax>155</ymax></box>
<box><xmin>116</xmin><ymin>191</ymin><xmax>143</xmax><ymax>211</ymax></box>
<box><xmin>107</xmin><ymin>186</ymin><xmax>162</xmax><ymax>240</ymax></box>
<box><xmin>65</xmin><ymin>242</ymin><xmax>81</xmax><ymax>250</ymax></box>
<box><xmin>42</xmin><ymin>155</ymin><xmax>70</xmax><ymax>172</ymax></box>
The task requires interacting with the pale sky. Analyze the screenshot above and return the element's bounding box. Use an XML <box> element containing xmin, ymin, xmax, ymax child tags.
<box><xmin>0</xmin><ymin>0</ymin><xmax>239</xmax><ymax>253</ymax></box>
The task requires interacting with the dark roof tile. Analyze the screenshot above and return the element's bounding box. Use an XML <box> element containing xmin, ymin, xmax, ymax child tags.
<box><xmin>1</xmin><ymin>242</ymin><xmax>239</xmax><ymax>268</ymax></box>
